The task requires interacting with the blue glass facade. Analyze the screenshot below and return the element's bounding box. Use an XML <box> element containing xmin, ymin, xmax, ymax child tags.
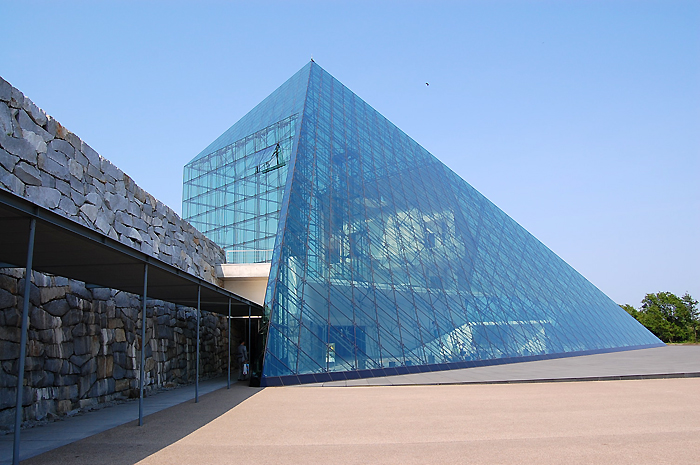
<box><xmin>184</xmin><ymin>62</ymin><xmax>663</xmax><ymax>386</ymax></box>
<box><xmin>183</xmin><ymin>64</ymin><xmax>310</xmax><ymax>263</ymax></box>
<box><xmin>183</xmin><ymin>115</ymin><xmax>298</xmax><ymax>263</ymax></box>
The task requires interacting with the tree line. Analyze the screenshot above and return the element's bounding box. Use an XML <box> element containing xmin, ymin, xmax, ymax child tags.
<box><xmin>621</xmin><ymin>292</ymin><xmax>699</xmax><ymax>343</ymax></box>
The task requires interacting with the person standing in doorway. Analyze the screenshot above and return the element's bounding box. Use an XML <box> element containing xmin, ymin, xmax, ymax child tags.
<box><xmin>237</xmin><ymin>340</ymin><xmax>248</xmax><ymax>381</ymax></box>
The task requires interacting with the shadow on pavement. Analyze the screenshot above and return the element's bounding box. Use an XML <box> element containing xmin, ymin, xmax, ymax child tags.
<box><xmin>23</xmin><ymin>384</ymin><xmax>263</xmax><ymax>465</ymax></box>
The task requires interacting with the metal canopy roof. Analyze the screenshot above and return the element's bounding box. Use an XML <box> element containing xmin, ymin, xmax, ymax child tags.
<box><xmin>0</xmin><ymin>189</ymin><xmax>262</xmax><ymax>317</ymax></box>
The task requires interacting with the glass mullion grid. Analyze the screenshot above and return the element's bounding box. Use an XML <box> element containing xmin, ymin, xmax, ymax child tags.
<box><xmin>404</xmin><ymin>162</ymin><xmax>460</xmax><ymax>361</ymax></box>
<box><xmin>369</xmin><ymin>126</ymin><xmax>419</xmax><ymax>366</ymax></box>
<box><xmin>366</xmin><ymin>131</ymin><xmax>408</xmax><ymax>366</ymax></box>
<box><xmin>386</xmin><ymin>198</ymin><xmax>430</xmax><ymax>364</ymax></box>
<box><xmin>351</xmin><ymin>113</ymin><xmax>388</xmax><ymax>369</ymax></box>
<box><xmin>284</xmin><ymin>139</ymin><xmax>317</xmax><ymax>374</ymax></box>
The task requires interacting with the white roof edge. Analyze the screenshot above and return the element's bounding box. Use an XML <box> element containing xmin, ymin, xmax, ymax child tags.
<box><xmin>216</xmin><ymin>263</ymin><xmax>272</xmax><ymax>279</ymax></box>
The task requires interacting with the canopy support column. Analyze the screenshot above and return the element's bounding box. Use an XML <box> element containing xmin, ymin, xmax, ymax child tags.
<box><xmin>227</xmin><ymin>298</ymin><xmax>231</xmax><ymax>389</ymax></box>
<box><xmin>138</xmin><ymin>263</ymin><xmax>148</xmax><ymax>426</ymax></box>
<box><xmin>195</xmin><ymin>285</ymin><xmax>200</xmax><ymax>403</ymax></box>
<box><xmin>12</xmin><ymin>217</ymin><xmax>36</xmax><ymax>465</ymax></box>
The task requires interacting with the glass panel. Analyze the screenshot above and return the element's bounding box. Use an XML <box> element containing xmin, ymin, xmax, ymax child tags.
<box><xmin>183</xmin><ymin>115</ymin><xmax>300</xmax><ymax>264</ymax></box>
<box><xmin>193</xmin><ymin>62</ymin><xmax>663</xmax><ymax>382</ymax></box>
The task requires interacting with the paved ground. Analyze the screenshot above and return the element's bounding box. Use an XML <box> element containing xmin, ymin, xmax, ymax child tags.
<box><xmin>307</xmin><ymin>345</ymin><xmax>700</xmax><ymax>386</ymax></box>
<box><xmin>21</xmin><ymin>378</ymin><xmax>700</xmax><ymax>465</ymax></box>
<box><xmin>0</xmin><ymin>377</ymin><xmax>235</xmax><ymax>465</ymax></box>
<box><xmin>5</xmin><ymin>345</ymin><xmax>700</xmax><ymax>464</ymax></box>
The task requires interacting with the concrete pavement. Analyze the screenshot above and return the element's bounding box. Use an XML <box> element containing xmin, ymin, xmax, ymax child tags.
<box><xmin>4</xmin><ymin>345</ymin><xmax>700</xmax><ymax>464</ymax></box>
<box><xmin>21</xmin><ymin>377</ymin><xmax>700</xmax><ymax>465</ymax></box>
<box><xmin>306</xmin><ymin>345</ymin><xmax>700</xmax><ymax>386</ymax></box>
<box><xmin>0</xmin><ymin>377</ymin><xmax>248</xmax><ymax>465</ymax></box>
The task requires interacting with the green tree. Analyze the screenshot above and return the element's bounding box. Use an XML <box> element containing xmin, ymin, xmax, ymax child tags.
<box><xmin>620</xmin><ymin>293</ymin><xmax>698</xmax><ymax>343</ymax></box>
<box><xmin>681</xmin><ymin>293</ymin><xmax>699</xmax><ymax>342</ymax></box>
<box><xmin>639</xmin><ymin>292</ymin><xmax>694</xmax><ymax>343</ymax></box>
<box><xmin>638</xmin><ymin>304</ymin><xmax>676</xmax><ymax>342</ymax></box>
<box><xmin>620</xmin><ymin>304</ymin><xmax>638</xmax><ymax>319</ymax></box>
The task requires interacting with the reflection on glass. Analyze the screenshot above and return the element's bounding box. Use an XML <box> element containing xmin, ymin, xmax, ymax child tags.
<box><xmin>184</xmin><ymin>62</ymin><xmax>663</xmax><ymax>386</ymax></box>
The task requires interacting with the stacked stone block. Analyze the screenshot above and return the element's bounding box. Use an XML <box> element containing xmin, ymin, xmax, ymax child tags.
<box><xmin>0</xmin><ymin>268</ymin><xmax>236</xmax><ymax>432</ymax></box>
<box><xmin>0</xmin><ymin>76</ymin><xmax>240</xmax><ymax>432</ymax></box>
<box><xmin>0</xmin><ymin>75</ymin><xmax>224</xmax><ymax>284</ymax></box>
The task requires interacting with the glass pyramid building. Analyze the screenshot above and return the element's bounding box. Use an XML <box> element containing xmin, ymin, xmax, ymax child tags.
<box><xmin>183</xmin><ymin>62</ymin><xmax>663</xmax><ymax>386</ymax></box>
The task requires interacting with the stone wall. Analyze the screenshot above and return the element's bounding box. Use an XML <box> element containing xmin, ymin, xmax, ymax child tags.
<box><xmin>0</xmin><ymin>75</ymin><xmax>225</xmax><ymax>284</ymax></box>
<box><xmin>0</xmin><ymin>268</ymin><xmax>238</xmax><ymax>432</ymax></box>
<box><xmin>0</xmin><ymin>76</ymin><xmax>239</xmax><ymax>432</ymax></box>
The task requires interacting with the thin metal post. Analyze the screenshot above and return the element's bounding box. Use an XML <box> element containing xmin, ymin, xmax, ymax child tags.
<box><xmin>247</xmin><ymin>305</ymin><xmax>251</xmax><ymax>382</ymax></box>
<box><xmin>227</xmin><ymin>298</ymin><xmax>231</xmax><ymax>389</ymax></box>
<box><xmin>195</xmin><ymin>285</ymin><xmax>200</xmax><ymax>403</ymax></box>
<box><xmin>138</xmin><ymin>263</ymin><xmax>148</xmax><ymax>426</ymax></box>
<box><xmin>12</xmin><ymin>218</ymin><xmax>36</xmax><ymax>465</ymax></box>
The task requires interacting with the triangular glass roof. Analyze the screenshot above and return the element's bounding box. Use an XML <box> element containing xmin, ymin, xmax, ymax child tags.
<box><xmin>188</xmin><ymin>62</ymin><xmax>311</xmax><ymax>164</ymax></box>
<box><xmin>185</xmin><ymin>62</ymin><xmax>663</xmax><ymax>387</ymax></box>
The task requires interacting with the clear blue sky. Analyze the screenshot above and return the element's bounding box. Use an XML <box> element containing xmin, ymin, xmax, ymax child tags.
<box><xmin>2</xmin><ymin>0</ymin><xmax>698</xmax><ymax>306</ymax></box>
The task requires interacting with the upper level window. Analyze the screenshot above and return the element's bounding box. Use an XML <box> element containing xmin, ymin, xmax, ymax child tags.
<box><xmin>255</xmin><ymin>143</ymin><xmax>286</xmax><ymax>174</ymax></box>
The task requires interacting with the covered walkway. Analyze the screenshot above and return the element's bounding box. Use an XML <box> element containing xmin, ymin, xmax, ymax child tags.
<box><xmin>0</xmin><ymin>188</ymin><xmax>263</xmax><ymax>465</ymax></box>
